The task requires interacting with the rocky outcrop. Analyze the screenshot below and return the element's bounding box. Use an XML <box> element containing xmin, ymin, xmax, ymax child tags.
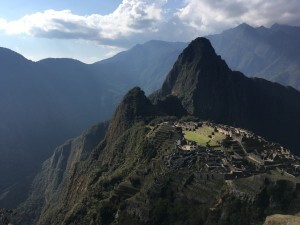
<box><xmin>264</xmin><ymin>214</ymin><xmax>300</xmax><ymax>225</ymax></box>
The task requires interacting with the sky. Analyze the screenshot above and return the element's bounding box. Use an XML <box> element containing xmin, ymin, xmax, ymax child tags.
<box><xmin>0</xmin><ymin>0</ymin><xmax>299</xmax><ymax>63</ymax></box>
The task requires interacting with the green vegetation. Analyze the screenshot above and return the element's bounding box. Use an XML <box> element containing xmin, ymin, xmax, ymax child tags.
<box><xmin>267</xmin><ymin>169</ymin><xmax>300</xmax><ymax>183</ymax></box>
<box><xmin>184</xmin><ymin>131</ymin><xmax>210</xmax><ymax>145</ymax></box>
<box><xmin>183</xmin><ymin>125</ymin><xmax>226</xmax><ymax>147</ymax></box>
<box><xmin>16</xmin><ymin>83</ymin><xmax>300</xmax><ymax>225</ymax></box>
<box><xmin>17</xmin><ymin>118</ymin><xmax>300</xmax><ymax>225</ymax></box>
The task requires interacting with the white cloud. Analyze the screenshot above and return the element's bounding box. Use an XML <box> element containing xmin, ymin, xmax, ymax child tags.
<box><xmin>0</xmin><ymin>0</ymin><xmax>166</xmax><ymax>47</ymax></box>
<box><xmin>0</xmin><ymin>0</ymin><xmax>299</xmax><ymax>48</ymax></box>
<box><xmin>176</xmin><ymin>0</ymin><xmax>300</xmax><ymax>35</ymax></box>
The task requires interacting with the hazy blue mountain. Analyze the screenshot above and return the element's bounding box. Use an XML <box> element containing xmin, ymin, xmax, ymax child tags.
<box><xmin>0</xmin><ymin>40</ymin><xmax>186</xmax><ymax>207</ymax></box>
<box><xmin>207</xmin><ymin>23</ymin><xmax>300</xmax><ymax>90</ymax></box>
<box><xmin>94</xmin><ymin>40</ymin><xmax>188</xmax><ymax>94</ymax></box>
<box><xmin>0</xmin><ymin>53</ymin><xmax>109</xmax><ymax>207</ymax></box>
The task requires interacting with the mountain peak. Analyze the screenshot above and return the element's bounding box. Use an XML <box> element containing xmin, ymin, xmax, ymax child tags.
<box><xmin>271</xmin><ymin>23</ymin><xmax>281</xmax><ymax>28</ymax></box>
<box><xmin>237</xmin><ymin>22</ymin><xmax>253</xmax><ymax>29</ymax></box>
<box><xmin>107</xmin><ymin>87</ymin><xmax>157</xmax><ymax>141</ymax></box>
<box><xmin>0</xmin><ymin>47</ymin><xmax>31</xmax><ymax>66</ymax></box>
<box><xmin>155</xmin><ymin>37</ymin><xmax>300</xmax><ymax>152</ymax></box>
<box><xmin>122</xmin><ymin>86</ymin><xmax>145</xmax><ymax>100</ymax></box>
<box><xmin>233</xmin><ymin>23</ymin><xmax>257</xmax><ymax>33</ymax></box>
<box><xmin>222</xmin><ymin>23</ymin><xmax>257</xmax><ymax>37</ymax></box>
<box><xmin>181</xmin><ymin>37</ymin><xmax>217</xmax><ymax>63</ymax></box>
<box><xmin>120</xmin><ymin>87</ymin><xmax>153</xmax><ymax>114</ymax></box>
<box><xmin>157</xmin><ymin>37</ymin><xmax>229</xmax><ymax>102</ymax></box>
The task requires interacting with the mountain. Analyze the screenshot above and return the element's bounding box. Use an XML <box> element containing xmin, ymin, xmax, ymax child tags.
<box><xmin>207</xmin><ymin>23</ymin><xmax>300</xmax><ymax>90</ymax></box>
<box><xmin>15</xmin><ymin>38</ymin><xmax>300</xmax><ymax>225</ymax></box>
<box><xmin>152</xmin><ymin>37</ymin><xmax>300</xmax><ymax>154</ymax></box>
<box><xmin>95</xmin><ymin>40</ymin><xmax>187</xmax><ymax>94</ymax></box>
<box><xmin>0</xmin><ymin>40</ymin><xmax>186</xmax><ymax>207</ymax></box>
<box><xmin>15</xmin><ymin>88</ymin><xmax>162</xmax><ymax>225</ymax></box>
<box><xmin>0</xmin><ymin>52</ymin><xmax>109</xmax><ymax>208</ymax></box>
<box><xmin>16</xmin><ymin>87</ymin><xmax>300</xmax><ymax>225</ymax></box>
<box><xmin>15</xmin><ymin>121</ymin><xmax>109</xmax><ymax>225</ymax></box>
<box><xmin>3</xmin><ymin>24</ymin><xmax>300</xmax><ymax>208</ymax></box>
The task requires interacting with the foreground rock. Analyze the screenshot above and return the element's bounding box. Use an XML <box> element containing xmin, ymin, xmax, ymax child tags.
<box><xmin>264</xmin><ymin>214</ymin><xmax>300</xmax><ymax>225</ymax></box>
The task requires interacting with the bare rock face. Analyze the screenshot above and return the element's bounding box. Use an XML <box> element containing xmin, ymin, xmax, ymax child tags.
<box><xmin>264</xmin><ymin>214</ymin><xmax>300</xmax><ymax>225</ymax></box>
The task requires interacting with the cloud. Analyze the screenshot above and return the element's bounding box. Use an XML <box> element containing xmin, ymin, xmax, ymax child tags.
<box><xmin>176</xmin><ymin>0</ymin><xmax>300</xmax><ymax>35</ymax></box>
<box><xmin>0</xmin><ymin>0</ymin><xmax>299</xmax><ymax>48</ymax></box>
<box><xmin>0</xmin><ymin>0</ymin><xmax>166</xmax><ymax>47</ymax></box>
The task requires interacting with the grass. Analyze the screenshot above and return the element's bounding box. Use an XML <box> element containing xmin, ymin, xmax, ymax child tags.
<box><xmin>183</xmin><ymin>125</ymin><xmax>226</xmax><ymax>147</ymax></box>
<box><xmin>183</xmin><ymin>131</ymin><xmax>210</xmax><ymax>145</ymax></box>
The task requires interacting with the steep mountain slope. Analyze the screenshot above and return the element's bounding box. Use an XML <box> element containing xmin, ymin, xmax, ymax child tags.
<box><xmin>16</xmin><ymin>37</ymin><xmax>300</xmax><ymax>225</ymax></box>
<box><xmin>152</xmin><ymin>37</ymin><xmax>300</xmax><ymax>154</ymax></box>
<box><xmin>15</xmin><ymin>121</ymin><xmax>108</xmax><ymax>225</ymax></box>
<box><xmin>16</xmin><ymin>87</ymin><xmax>300</xmax><ymax>225</ymax></box>
<box><xmin>207</xmin><ymin>23</ymin><xmax>300</xmax><ymax>90</ymax></box>
<box><xmin>16</xmin><ymin>87</ymin><xmax>161</xmax><ymax>225</ymax></box>
<box><xmin>0</xmin><ymin>41</ymin><xmax>186</xmax><ymax>207</ymax></box>
<box><xmin>0</xmin><ymin>53</ymin><xmax>109</xmax><ymax>208</ymax></box>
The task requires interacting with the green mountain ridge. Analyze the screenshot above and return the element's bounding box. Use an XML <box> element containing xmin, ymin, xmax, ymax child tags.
<box><xmin>2</xmin><ymin>24</ymin><xmax>300</xmax><ymax>208</ymax></box>
<box><xmin>15</xmin><ymin>38</ymin><xmax>300</xmax><ymax>225</ymax></box>
<box><xmin>15</xmin><ymin>121</ymin><xmax>109</xmax><ymax>225</ymax></box>
<box><xmin>16</xmin><ymin>88</ymin><xmax>300</xmax><ymax>225</ymax></box>
<box><xmin>0</xmin><ymin>40</ymin><xmax>186</xmax><ymax>207</ymax></box>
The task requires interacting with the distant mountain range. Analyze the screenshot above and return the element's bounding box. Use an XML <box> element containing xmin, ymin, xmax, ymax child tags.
<box><xmin>95</xmin><ymin>40</ymin><xmax>187</xmax><ymax>94</ymax></box>
<box><xmin>15</xmin><ymin>38</ymin><xmax>300</xmax><ymax>225</ymax></box>
<box><xmin>207</xmin><ymin>23</ymin><xmax>300</xmax><ymax>90</ymax></box>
